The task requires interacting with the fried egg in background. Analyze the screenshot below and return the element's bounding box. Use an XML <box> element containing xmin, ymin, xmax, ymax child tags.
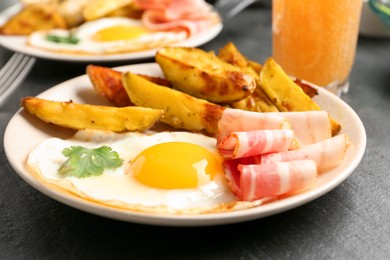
<box><xmin>27</xmin><ymin>17</ymin><xmax>187</xmax><ymax>55</ymax></box>
<box><xmin>27</xmin><ymin>130</ymin><xmax>241</xmax><ymax>214</ymax></box>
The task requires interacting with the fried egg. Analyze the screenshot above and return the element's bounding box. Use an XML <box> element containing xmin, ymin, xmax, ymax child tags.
<box><xmin>27</xmin><ymin>130</ymin><xmax>239</xmax><ymax>214</ymax></box>
<box><xmin>27</xmin><ymin>17</ymin><xmax>187</xmax><ymax>54</ymax></box>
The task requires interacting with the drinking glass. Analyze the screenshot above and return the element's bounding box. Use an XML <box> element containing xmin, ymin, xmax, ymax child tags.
<box><xmin>272</xmin><ymin>0</ymin><xmax>363</xmax><ymax>96</ymax></box>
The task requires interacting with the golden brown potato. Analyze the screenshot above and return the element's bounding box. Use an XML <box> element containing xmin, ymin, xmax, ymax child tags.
<box><xmin>155</xmin><ymin>46</ymin><xmax>256</xmax><ymax>104</ymax></box>
<box><xmin>217</xmin><ymin>42</ymin><xmax>278</xmax><ymax>112</ymax></box>
<box><xmin>82</xmin><ymin>0</ymin><xmax>134</xmax><ymax>21</ymax></box>
<box><xmin>0</xmin><ymin>4</ymin><xmax>67</xmax><ymax>35</ymax></box>
<box><xmin>21</xmin><ymin>97</ymin><xmax>163</xmax><ymax>132</ymax></box>
<box><xmin>122</xmin><ymin>72</ymin><xmax>225</xmax><ymax>135</ymax></box>
<box><xmin>260</xmin><ymin>58</ymin><xmax>341</xmax><ymax>135</ymax></box>
<box><xmin>86</xmin><ymin>65</ymin><xmax>171</xmax><ymax>107</ymax></box>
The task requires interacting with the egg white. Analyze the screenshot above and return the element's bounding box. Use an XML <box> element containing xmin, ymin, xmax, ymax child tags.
<box><xmin>27</xmin><ymin>17</ymin><xmax>187</xmax><ymax>55</ymax></box>
<box><xmin>27</xmin><ymin>130</ymin><xmax>239</xmax><ymax>214</ymax></box>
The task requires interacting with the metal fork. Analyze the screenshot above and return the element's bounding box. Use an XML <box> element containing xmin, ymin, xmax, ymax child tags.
<box><xmin>0</xmin><ymin>53</ymin><xmax>36</xmax><ymax>106</ymax></box>
<box><xmin>214</xmin><ymin>0</ymin><xmax>257</xmax><ymax>19</ymax></box>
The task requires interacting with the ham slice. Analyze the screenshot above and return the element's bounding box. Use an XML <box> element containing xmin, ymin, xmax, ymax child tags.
<box><xmin>261</xmin><ymin>134</ymin><xmax>350</xmax><ymax>171</ymax></box>
<box><xmin>134</xmin><ymin>0</ymin><xmax>219</xmax><ymax>36</ymax></box>
<box><xmin>218</xmin><ymin>129</ymin><xmax>296</xmax><ymax>159</ymax></box>
<box><xmin>225</xmin><ymin>160</ymin><xmax>318</xmax><ymax>201</ymax></box>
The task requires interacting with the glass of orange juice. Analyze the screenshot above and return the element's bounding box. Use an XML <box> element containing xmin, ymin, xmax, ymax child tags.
<box><xmin>272</xmin><ymin>0</ymin><xmax>363</xmax><ymax>96</ymax></box>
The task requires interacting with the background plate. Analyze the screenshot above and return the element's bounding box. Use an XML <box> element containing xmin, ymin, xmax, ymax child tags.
<box><xmin>0</xmin><ymin>5</ymin><xmax>223</xmax><ymax>62</ymax></box>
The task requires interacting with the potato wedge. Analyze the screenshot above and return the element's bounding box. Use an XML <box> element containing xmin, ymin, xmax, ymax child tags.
<box><xmin>122</xmin><ymin>72</ymin><xmax>225</xmax><ymax>135</ymax></box>
<box><xmin>217</xmin><ymin>42</ymin><xmax>278</xmax><ymax>112</ymax></box>
<box><xmin>0</xmin><ymin>4</ymin><xmax>67</xmax><ymax>35</ymax></box>
<box><xmin>260</xmin><ymin>58</ymin><xmax>341</xmax><ymax>135</ymax></box>
<box><xmin>21</xmin><ymin>97</ymin><xmax>163</xmax><ymax>132</ymax></box>
<box><xmin>82</xmin><ymin>0</ymin><xmax>134</xmax><ymax>21</ymax></box>
<box><xmin>155</xmin><ymin>46</ymin><xmax>256</xmax><ymax>104</ymax></box>
<box><xmin>86</xmin><ymin>65</ymin><xmax>171</xmax><ymax>107</ymax></box>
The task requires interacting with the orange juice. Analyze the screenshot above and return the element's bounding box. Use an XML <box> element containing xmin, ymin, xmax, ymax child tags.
<box><xmin>272</xmin><ymin>0</ymin><xmax>363</xmax><ymax>90</ymax></box>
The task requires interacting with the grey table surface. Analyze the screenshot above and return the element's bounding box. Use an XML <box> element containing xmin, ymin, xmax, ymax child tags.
<box><xmin>1</xmin><ymin>1</ymin><xmax>390</xmax><ymax>259</ymax></box>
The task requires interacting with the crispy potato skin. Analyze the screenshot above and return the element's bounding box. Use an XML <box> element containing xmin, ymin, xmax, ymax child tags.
<box><xmin>122</xmin><ymin>72</ymin><xmax>225</xmax><ymax>135</ymax></box>
<box><xmin>155</xmin><ymin>46</ymin><xmax>256</xmax><ymax>104</ymax></box>
<box><xmin>86</xmin><ymin>65</ymin><xmax>171</xmax><ymax>107</ymax></box>
<box><xmin>260</xmin><ymin>58</ymin><xmax>341</xmax><ymax>135</ymax></box>
<box><xmin>0</xmin><ymin>4</ymin><xmax>67</xmax><ymax>35</ymax></box>
<box><xmin>87</xmin><ymin>65</ymin><xmax>132</xmax><ymax>107</ymax></box>
<box><xmin>218</xmin><ymin>42</ymin><xmax>278</xmax><ymax>112</ymax></box>
<box><xmin>21</xmin><ymin>97</ymin><xmax>163</xmax><ymax>132</ymax></box>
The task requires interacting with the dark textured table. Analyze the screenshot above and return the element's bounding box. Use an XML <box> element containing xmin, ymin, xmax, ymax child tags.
<box><xmin>1</xmin><ymin>1</ymin><xmax>390</xmax><ymax>259</ymax></box>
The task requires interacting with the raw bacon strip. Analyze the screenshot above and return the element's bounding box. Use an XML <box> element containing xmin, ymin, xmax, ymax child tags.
<box><xmin>261</xmin><ymin>134</ymin><xmax>350</xmax><ymax>171</ymax></box>
<box><xmin>238</xmin><ymin>160</ymin><xmax>318</xmax><ymax>201</ymax></box>
<box><xmin>269</xmin><ymin>111</ymin><xmax>332</xmax><ymax>146</ymax></box>
<box><xmin>217</xmin><ymin>108</ymin><xmax>291</xmax><ymax>143</ymax></box>
<box><xmin>218</xmin><ymin>129</ymin><xmax>295</xmax><ymax>159</ymax></box>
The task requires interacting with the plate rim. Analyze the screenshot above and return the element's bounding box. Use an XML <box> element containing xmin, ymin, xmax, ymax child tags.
<box><xmin>3</xmin><ymin>62</ymin><xmax>367</xmax><ymax>226</ymax></box>
<box><xmin>0</xmin><ymin>4</ymin><xmax>223</xmax><ymax>62</ymax></box>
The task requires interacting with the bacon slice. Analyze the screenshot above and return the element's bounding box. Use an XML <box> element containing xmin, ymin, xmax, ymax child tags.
<box><xmin>235</xmin><ymin>160</ymin><xmax>318</xmax><ymax>201</ymax></box>
<box><xmin>217</xmin><ymin>108</ymin><xmax>291</xmax><ymax>143</ymax></box>
<box><xmin>261</xmin><ymin>134</ymin><xmax>350</xmax><ymax>172</ymax></box>
<box><xmin>269</xmin><ymin>111</ymin><xmax>332</xmax><ymax>146</ymax></box>
<box><xmin>218</xmin><ymin>129</ymin><xmax>295</xmax><ymax>159</ymax></box>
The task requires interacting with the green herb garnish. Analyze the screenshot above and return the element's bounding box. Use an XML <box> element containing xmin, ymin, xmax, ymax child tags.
<box><xmin>59</xmin><ymin>146</ymin><xmax>123</xmax><ymax>178</ymax></box>
<box><xmin>46</xmin><ymin>34</ymin><xmax>80</xmax><ymax>44</ymax></box>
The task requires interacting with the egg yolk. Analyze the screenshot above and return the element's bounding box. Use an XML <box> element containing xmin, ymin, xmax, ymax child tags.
<box><xmin>93</xmin><ymin>25</ymin><xmax>147</xmax><ymax>42</ymax></box>
<box><xmin>130</xmin><ymin>142</ymin><xmax>221</xmax><ymax>189</ymax></box>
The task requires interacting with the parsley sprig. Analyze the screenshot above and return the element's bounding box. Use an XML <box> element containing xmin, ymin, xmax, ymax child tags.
<box><xmin>59</xmin><ymin>146</ymin><xmax>123</xmax><ymax>178</ymax></box>
<box><xmin>46</xmin><ymin>34</ymin><xmax>80</xmax><ymax>44</ymax></box>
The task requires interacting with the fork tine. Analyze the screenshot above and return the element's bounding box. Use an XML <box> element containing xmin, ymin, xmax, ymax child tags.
<box><xmin>0</xmin><ymin>53</ymin><xmax>36</xmax><ymax>106</ymax></box>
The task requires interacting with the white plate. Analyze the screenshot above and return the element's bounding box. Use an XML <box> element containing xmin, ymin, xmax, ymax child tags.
<box><xmin>0</xmin><ymin>5</ymin><xmax>223</xmax><ymax>62</ymax></box>
<box><xmin>3</xmin><ymin>63</ymin><xmax>366</xmax><ymax>226</ymax></box>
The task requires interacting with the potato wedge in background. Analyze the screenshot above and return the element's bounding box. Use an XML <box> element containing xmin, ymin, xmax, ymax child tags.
<box><xmin>122</xmin><ymin>72</ymin><xmax>225</xmax><ymax>135</ymax></box>
<box><xmin>21</xmin><ymin>97</ymin><xmax>163</xmax><ymax>132</ymax></box>
<box><xmin>82</xmin><ymin>0</ymin><xmax>134</xmax><ymax>21</ymax></box>
<box><xmin>87</xmin><ymin>65</ymin><xmax>171</xmax><ymax>107</ymax></box>
<box><xmin>155</xmin><ymin>46</ymin><xmax>256</xmax><ymax>104</ymax></box>
<box><xmin>0</xmin><ymin>4</ymin><xmax>67</xmax><ymax>35</ymax></box>
<box><xmin>260</xmin><ymin>58</ymin><xmax>341</xmax><ymax>135</ymax></box>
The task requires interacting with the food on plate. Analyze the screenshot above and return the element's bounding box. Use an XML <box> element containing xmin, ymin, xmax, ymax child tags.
<box><xmin>27</xmin><ymin>17</ymin><xmax>188</xmax><ymax>54</ymax></box>
<box><xmin>0</xmin><ymin>4</ymin><xmax>67</xmax><ymax>35</ymax></box>
<box><xmin>21</xmin><ymin>97</ymin><xmax>163</xmax><ymax>132</ymax></box>
<box><xmin>155</xmin><ymin>46</ymin><xmax>257</xmax><ymax>103</ymax></box>
<box><xmin>1</xmin><ymin>0</ymin><xmax>221</xmax><ymax>56</ymax></box>
<box><xmin>20</xmin><ymin>43</ymin><xmax>351</xmax><ymax>214</ymax></box>
<box><xmin>216</xmin><ymin>110</ymin><xmax>349</xmax><ymax>202</ymax></box>
<box><xmin>260</xmin><ymin>58</ymin><xmax>341</xmax><ymax>135</ymax></box>
<box><xmin>122</xmin><ymin>71</ymin><xmax>225</xmax><ymax>135</ymax></box>
<box><xmin>86</xmin><ymin>65</ymin><xmax>171</xmax><ymax>107</ymax></box>
<box><xmin>27</xmin><ymin>130</ymin><xmax>249</xmax><ymax>214</ymax></box>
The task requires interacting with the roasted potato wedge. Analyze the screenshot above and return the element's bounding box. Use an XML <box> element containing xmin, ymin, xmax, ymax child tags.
<box><xmin>0</xmin><ymin>4</ymin><xmax>67</xmax><ymax>35</ymax></box>
<box><xmin>217</xmin><ymin>42</ymin><xmax>278</xmax><ymax>112</ymax></box>
<box><xmin>122</xmin><ymin>72</ymin><xmax>225</xmax><ymax>135</ymax></box>
<box><xmin>86</xmin><ymin>65</ymin><xmax>171</xmax><ymax>107</ymax></box>
<box><xmin>260</xmin><ymin>58</ymin><xmax>341</xmax><ymax>135</ymax></box>
<box><xmin>155</xmin><ymin>46</ymin><xmax>256</xmax><ymax>104</ymax></box>
<box><xmin>82</xmin><ymin>0</ymin><xmax>134</xmax><ymax>21</ymax></box>
<box><xmin>22</xmin><ymin>97</ymin><xmax>163</xmax><ymax>132</ymax></box>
